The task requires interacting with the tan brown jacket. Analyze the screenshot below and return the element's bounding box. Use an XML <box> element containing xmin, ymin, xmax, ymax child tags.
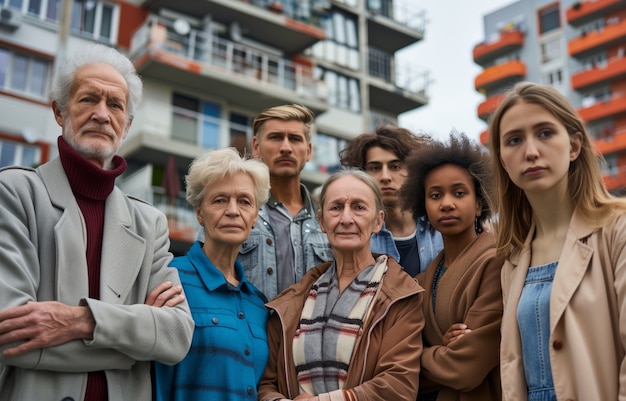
<box><xmin>258</xmin><ymin>255</ymin><xmax>425</xmax><ymax>401</ymax></box>
<box><xmin>417</xmin><ymin>232</ymin><xmax>504</xmax><ymax>401</ymax></box>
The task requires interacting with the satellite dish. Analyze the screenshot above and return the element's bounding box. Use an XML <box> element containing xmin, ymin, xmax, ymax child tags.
<box><xmin>173</xmin><ymin>18</ymin><xmax>190</xmax><ymax>35</ymax></box>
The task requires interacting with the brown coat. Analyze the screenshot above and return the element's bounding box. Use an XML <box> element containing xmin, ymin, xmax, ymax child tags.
<box><xmin>501</xmin><ymin>210</ymin><xmax>626</xmax><ymax>401</ymax></box>
<box><xmin>258</xmin><ymin>255</ymin><xmax>425</xmax><ymax>401</ymax></box>
<box><xmin>416</xmin><ymin>232</ymin><xmax>504</xmax><ymax>401</ymax></box>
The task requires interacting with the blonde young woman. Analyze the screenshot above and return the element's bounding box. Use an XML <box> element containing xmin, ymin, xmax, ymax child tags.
<box><xmin>488</xmin><ymin>82</ymin><xmax>626</xmax><ymax>400</ymax></box>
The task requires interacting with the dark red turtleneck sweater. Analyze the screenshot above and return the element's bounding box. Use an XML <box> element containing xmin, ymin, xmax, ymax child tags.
<box><xmin>58</xmin><ymin>136</ymin><xmax>127</xmax><ymax>401</ymax></box>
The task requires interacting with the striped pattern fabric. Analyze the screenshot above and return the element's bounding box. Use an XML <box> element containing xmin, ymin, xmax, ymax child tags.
<box><xmin>293</xmin><ymin>256</ymin><xmax>388</xmax><ymax>397</ymax></box>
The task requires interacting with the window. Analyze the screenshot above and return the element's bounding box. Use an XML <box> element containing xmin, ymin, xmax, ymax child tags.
<box><xmin>316</xmin><ymin>10</ymin><xmax>359</xmax><ymax>69</ymax></box>
<box><xmin>541</xmin><ymin>69</ymin><xmax>562</xmax><ymax>86</ymax></box>
<box><xmin>309</xmin><ymin>132</ymin><xmax>347</xmax><ymax>173</ymax></box>
<box><xmin>2</xmin><ymin>0</ymin><xmax>62</xmax><ymax>21</ymax></box>
<box><xmin>369</xmin><ymin>48</ymin><xmax>392</xmax><ymax>81</ymax></box>
<box><xmin>318</xmin><ymin>67</ymin><xmax>361</xmax><ymax>112</ymax></box>
<box><xmin>540</xmin><ymin>36</ymin><xmax>561</xmax><ymax>63</ymax></box>
<box><xmin>588</xmin><ymin>120</ymin><xmax>614</xmax><ymax>141</ymax></box>
<box><xmin>0</xmin><ymin>138</ymin><xmax>41</xmax><ymax>168</ymax></box>
<box><xmin>368</xmin><ymin>0</ymin><xmax>394</xmax><ymax>18</ymax></box>
<box><xmin>229</xmin><ymin>112</ymin><xmax>253</xmax><ymax>156</ymax></box>
<box><xmin>171</xmin><ymin>93</ymin><xmax>222</xmax><ymax>149</ymax></box>
<box><xmin>71</xmin><ymin>1</ymin><xmax>117</xmax><ymax>43</ymax></box>
<box><xmin>602</xmin><ymin>154</ymin><xmax>618</xmax><ymax>177</ymax></box>
<box><xmin>539</xmin><ymin>5</ymin><xmax>560</xmax><ymax>34</ymax></box>
<box><xmin>0</xmin><ymin>47</ymin><xmax>51</xmax><ymax>99</ymax></box>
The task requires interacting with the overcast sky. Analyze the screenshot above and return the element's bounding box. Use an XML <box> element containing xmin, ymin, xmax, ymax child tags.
<box><xmin>397</xmin><ymin>0</ymin><xmax>514</xmax><ymax>141</ymax></box>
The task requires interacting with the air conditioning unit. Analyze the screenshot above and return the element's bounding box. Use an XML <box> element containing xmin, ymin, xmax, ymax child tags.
<box><xmin>0</xmin><ymin>7</ymin><xmax>21</xmax><ymax>32</ymax></box>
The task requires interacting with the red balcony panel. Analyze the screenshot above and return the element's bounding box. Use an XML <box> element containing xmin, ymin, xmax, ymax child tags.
<box><xmin>572</xmin><ymin>56</ymin><xmax>626</xmax><ymax>89</ymax></box>
<box><xmin>475</xmin><ymin>60</ymin><xmax>526</xmax><ymax>92</ymax></box>
<box><xmin>473</xmin><ymin>30</ymin><xmax>524</xmax><ymax>65</ymax></box>
<box><xmin>477</xmin><ymin>94</ymin><xmax>505</xmax><ymax>121</ymax></box>
<box><xmin>168</xmin><ymin>220</ymin><xmax>196</xmax><ymax>244</ymax></box>
<box><xmin>579</xmin><ymin>93</ymin><xmax>626</xmax><ymax>122</ymax></box>
<box><xmin>567</xmin><ymin>0</ymin><xmax>624</xmax><ymax>25</ymax></box>
<box><xmin>595</xmin><ymin>129</ymin><xmax>626</xmax><ymax>154</ymax></box>
<box><xmin>603</xmin><ymin>170</ymin><xmax>626</xmax><ymax>192</ymax></box>
<box><xmin>569</xmin><ymin>18</ymin><xmax>626</xmax><ymax>57</ymax></box>
<box><xmin>479</xmin><ymin>129</ymin><xmax>489</xmax><ymax>146</ymax></box>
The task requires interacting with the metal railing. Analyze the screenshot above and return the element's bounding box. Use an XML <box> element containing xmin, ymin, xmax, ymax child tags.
<box><xmin>368</xmin><ymin>48</ymin><xmax>429</xmax><ymax>96</ymax></box>
<box><xmin>367</xmin><ymin>0</ymin><xmax>427</xmax><ymax>34</ymax></box>
<box><xmin>130</xmin><ymin>17</ymin><xmax>319</xmax><ymax>97</ymax></box>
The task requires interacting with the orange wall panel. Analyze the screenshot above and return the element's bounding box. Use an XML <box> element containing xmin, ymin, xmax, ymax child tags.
<box><xmin>118</xmin><ymin>2</ymin><xmax>148</xmax><ymax>49</ymax></box>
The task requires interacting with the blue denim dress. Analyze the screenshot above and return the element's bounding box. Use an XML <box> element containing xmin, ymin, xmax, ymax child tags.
<box><xmin>516</xmin><ymin>261</ymin><xmax>558</xmax><ymax>401</ymax></box>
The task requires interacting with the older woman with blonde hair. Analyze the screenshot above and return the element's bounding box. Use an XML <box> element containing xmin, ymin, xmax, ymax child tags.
<box><xmin>154</xmin><ymin>147</ymin><xmax>270</xmax><ymax>401</ymax></box>
<box><xmin>258</xmin><ymin>169</ymin><xmax>425</xmax><ymax>401</ymax></box>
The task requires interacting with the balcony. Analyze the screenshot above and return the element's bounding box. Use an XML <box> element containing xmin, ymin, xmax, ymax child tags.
<box><xmin>477</xmin><ymin>94</ymin><xmax>505</xmax><ymax>121</ymax></box>
<box><xmin>367</xmin><ymin>2</ymin><xmax>426</xmax><ymax>53</ymax></box>
<box><xmin>566</xmin><ymin>0</ymin><xmax>626</xmax><ymax>26</ymax></box>
<box><xmin>604</xmin><ymin>171</ymin><xmax>626</xmax><ymax>193</ymax></box>
<box><xmin>140</xmin><ymin>0</ymin><xmax>326</xmax><ymax>53</ymax></box>
<box><xmin>152</xmin><ymin>187</ymin><xmax>197</xmax><ymax>248</ymax></box>
<box><xmin>479</xmin><ymin>129</ymin><xmax>489</xmax><ymax>146</ymax></box>
<box><xmin>474</xmin><ymin>60</ymin><xmax>526</xmax><ymax>92</ymax></box>
<box><xmin>572</xmin><ymin>54</ymin><xmax>626</xmax><ymax>89</ymax></box>
<box><xmin>473</xmin><ymin>30</ymin><xmax>525</xmax><ymax>66</ymax></box>
<box><xmin>129</xmin><ymin>18</ymin><xmax>327</xmax><ymax>116</ymax></box>
<box><xmin>121</xmin><ymin>101</ymin><xmax>257</xmax><ymax>175</ymax></box>
<box><xmin>578</xmin><ymin>91</ymin><xmax>626</xmax><ymax>122</ymax></box>
<box><xmin>367</xmin><ymin>48</ymin><xmax>429</xmax><ymax>114</ymax></box>
<box><xmin>596</xmin><ymin>129</ymin><xmax>626</xmax><ymax>154</ymax></box>
<box><xmin>569</xmin><ymin>17</ymin><xmax>626</xmax><ymax>57</ymax></box>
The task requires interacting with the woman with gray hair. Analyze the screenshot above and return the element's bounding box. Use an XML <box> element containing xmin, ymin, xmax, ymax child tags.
<box><xmin>258</xmin><ymin>169</ymin><xmax>425</xmax><ymax>401</ymax></box>
<box><xmin>154</xmin><ymin>147</ymin><xmax>271</xmax><ymax>401</ymax></box>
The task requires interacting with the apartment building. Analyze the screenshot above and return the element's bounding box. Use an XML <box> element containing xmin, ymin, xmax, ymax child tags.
<box><xmin>474</xmin><ymin>0</ymin><xmax>626</xmax><ymax>195</ymax></box>
<box><xmin>0</xmin><ymin>0</ymin><xmax>428</xmax><ymax>253</ymax></box>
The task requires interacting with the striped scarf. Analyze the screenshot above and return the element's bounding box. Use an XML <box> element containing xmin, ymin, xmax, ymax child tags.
<box><xmin>293</xmin><ymin>255</ymin><xmax>388</xmax><ymax>397</ymax></box>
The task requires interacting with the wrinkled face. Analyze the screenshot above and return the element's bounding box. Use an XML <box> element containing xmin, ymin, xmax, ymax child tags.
<box><xmin>252</xmin><ymin>119</ymin><xmax>311</xmax><ymax>179</ymax></box>
<box><xmin>364</xmin><ymin>146</ymin><xmax>407</xmax><ymax>207</ymax></box>
<box><xmin>425</xmin><ymin>164</ymin><xmax>481</xmax><ymax>240</ymax></box>
<box><xmin>499</xmin><ymin>101</ymin><xmax>581</xmax><ymax>196</ymax></box>
<box><xmin>319</xmin><ymin>175</ymin><xmax>384</xmax><ymax>252</ymax></box>
<box><xmin>53</xmin><ymin>63</ymin><xmax>130</xmax><ymax>168</ymax></box>
<box><xmin>196</xmin><ymin>172</ymin><xmax>259</xmax><ymax>247</ymax></box>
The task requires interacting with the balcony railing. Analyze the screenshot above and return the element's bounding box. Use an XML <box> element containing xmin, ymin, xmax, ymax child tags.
<box><xmin>477</xmin><ymin>94</ymin><xmax>505</xmax><ymax>121</ymax></box>
<box><xmin>566</xmin><ymin>0</ymin><xmax>625</xmax><ymax>26</ymax></box>
<box><xmin>569</xmin><ymin>17</ymin><xmax>626</xmax><ymax>57</ymax></box>
<box><xmin>367</xmin><ymin>0</ymin><xmax>427</xmax><ymax>34</ymax></box>
<box><xmin>246</xmin><ymin>0</ymin><xmax>329</xmax><ymax>27</ymax></box>
<box><xmin>595</xmin><ymin>128</ymin><xmax>626</xmax><ymax>154</ymax></box>
<box><xmin>474</xmin><ymin>60</ymin><xmax>527</xmax><ymax>92</ymax></box>
<box><xmin>578</xmin><ymin>91</ymin><xmax>626</xmax><ymax>122</ymax></box>
<box><xmin>368</xmin><ymin>48</ymin><xmax>429</xmax><ymax>97</ymax></box>
<box><xmin>571</xmin><ymin>53</ymin><xmax>626</xmax><ymax>89</ymax></box>
<box><xmin>153</xmin><ymin>187</ymin><xmax>197</xmax><ymax>244</ymax></box>
<box><xmin>473</xmin><ymin>30</ymin><xmax>525</xmax><ymax>65</ymax></box>
<box><xmin>130</xmin><ymin>18</ymin><xmax>319</xmax><ymax>98</ymax></box>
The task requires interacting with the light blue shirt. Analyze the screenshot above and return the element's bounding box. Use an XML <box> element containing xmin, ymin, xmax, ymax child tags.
<box><xmin>238</xmin><ymin>184</ymin><xmax>333</xmax><ymax>300</ymax></box>
<box><xmin>370</xmin><ymin>216</ymin><xmax>443</xmax><ymax>274</ymax></box>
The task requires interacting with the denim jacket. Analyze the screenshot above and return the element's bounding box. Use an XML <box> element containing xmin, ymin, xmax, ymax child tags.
<box><xmin>238</xmin><ymin>186</ymin><xmax>333</xmax><ymax>300</ymax></box>
<box><xmin>370</xmin><ymin>216</ymin><xmax>443</xmax><ymax>274</ymax></box>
